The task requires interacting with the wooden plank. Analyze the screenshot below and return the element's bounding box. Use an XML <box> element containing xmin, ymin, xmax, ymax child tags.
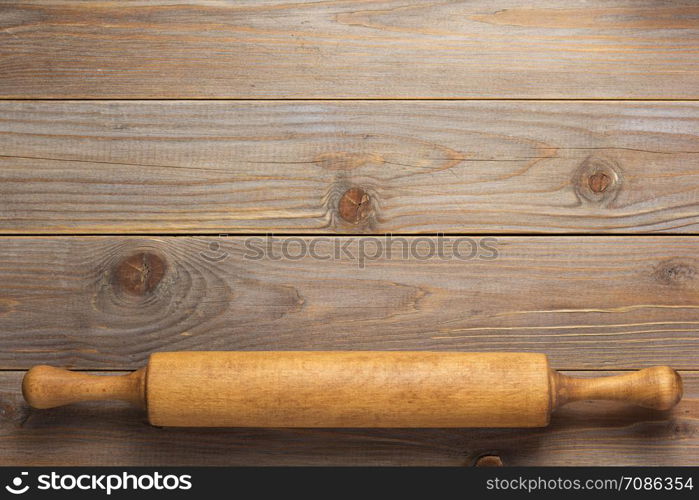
<box><xmin>1</xmin><ymin>101</ymin><xmax>699</xmax><ymax>234</ymax></box>
<box><xmin>0</xmin><ymin>236</ymin><xmax>698</xmax><ymax>370</ymax></box>
<box><xmin>0</xmin><ymin>1</ymin><xmax>697</xmax><ymax>99</ymax></box>
<box><xmin>0</xmin><ymin>370</ymin><xmax>696</xmax><ymax>465</ymax></box>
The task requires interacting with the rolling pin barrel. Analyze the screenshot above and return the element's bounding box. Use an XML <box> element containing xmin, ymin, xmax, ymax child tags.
<box><xmin>22</xmin><ymin>352</ymin><xmax>682</xmax><ymax>428</ymax></box>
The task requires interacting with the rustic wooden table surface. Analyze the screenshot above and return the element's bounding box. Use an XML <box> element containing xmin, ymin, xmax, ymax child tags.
<box><xmin>0</xmin><ymin>0</ymin><xmax>697</xmax><ymax>466</ymax></box>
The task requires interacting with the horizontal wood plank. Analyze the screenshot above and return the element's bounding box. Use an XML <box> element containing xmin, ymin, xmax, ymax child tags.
<box><xmin>1</xmin><ymin>101</ymin><xmax>699</xmax><ymax>233</ymax></box>
<box><xmin>0</xmin><ymin>370</ymin><xmax>696</xmax><ymax>465</ymax></box>
<box><xmin>0</xmin><ymin>236</ymin><xmax>698</xmax><ymax>370</ymax></box>
<box><xmin>0</xmin><ymin>1</ymin><xmax>698</xmax><ymax>98</ymax></box>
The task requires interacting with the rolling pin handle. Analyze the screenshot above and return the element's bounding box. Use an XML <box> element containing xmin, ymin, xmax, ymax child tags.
<box><xmin>22</xmin><ymin>365</ymin><xmax>147</xmax><ymax>410</ymax></box>
<box><xmin>551</xmin><ymin>366</ymin><xmax>683</xmax><ymax>411</ymax></box>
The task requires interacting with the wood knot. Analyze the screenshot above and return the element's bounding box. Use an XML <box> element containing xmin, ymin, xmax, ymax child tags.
<box><xmin>0</xmin><ymin>397</ymin><xmax>30</xmax><ymax>427</ymax></box>
<box><xmin>654</xmin><ymin>259</ymin><xmax>696</xmax><ymax>286</ymax></box>
<box><xmin>114</xmin><ymin>252</ymin><xmax>166</xmax><ymax>296</ymax></box>
<box><xmin>588</xmin><ymin>171</ymin><xmax>611</xmax><ymax>193</ymax></box>
<box><xmin>475</xmin><ymin>455</ymin><xmax>503</xmax><ymax>467</ymax></box>
<box><xmin>574</xmin><ymin>156</ymin><xmax>621</xmax><ymax>204</ymax></box>
<box><xmin>338</xmin><ymin>187</ymin><xmax>372</xmax><ymax>224</ymax></box>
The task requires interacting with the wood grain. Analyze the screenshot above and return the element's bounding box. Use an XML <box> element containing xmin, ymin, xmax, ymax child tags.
<box><xmin>1</xmin><ymin>100</ymin><xmax>699</xmax><ymax>233</ymax></box>
<box><xmin>2</xmin><ymin>0</ymin><xmax>695</xmax><ymax>469</ymax></box>
<box><xmin>1</xmin><ymin>370</ymin><xmax>696</xmax><ymax>465</ymax></box>
<box><xmin>1</xmin><ymin>1</ymin><xmax>698</xmax><ymax>98</ymax></box>
<box><xmin>0</xmin><ymin>236</ymin><xmax>698</xmax><ymax>370</ymax></box>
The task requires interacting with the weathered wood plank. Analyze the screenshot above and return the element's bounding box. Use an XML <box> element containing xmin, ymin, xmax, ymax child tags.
<box><xmin>1</xmin><ymin>101</ymin><xmax>698</xmax><ymax>233</ymax></box>
<box><xmin>0</xmin><ymin>236</ymin><xmax>697</xmax><ymax>370</ymax></box>
<box><xmin>0</xmin><ymin>371</ymin><xmax>696</xmax><ymax>465</ymax></box>
<box><xmin>0</xmin><ymin>1</ymin><xmax>697</xmax><ymax>99</ymax></box>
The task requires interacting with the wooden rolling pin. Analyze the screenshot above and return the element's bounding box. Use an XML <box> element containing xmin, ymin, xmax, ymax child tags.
<box><xmin>22</xmin><ymin>352</ymin><xmax>682</xmax><ymax>428</ymax></box>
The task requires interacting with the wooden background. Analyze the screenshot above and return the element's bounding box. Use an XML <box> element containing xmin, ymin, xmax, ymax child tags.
<box><xmin>0</xmin><ymin>0</ymin><xmax>697</xmax><ymax>466</ymax></box>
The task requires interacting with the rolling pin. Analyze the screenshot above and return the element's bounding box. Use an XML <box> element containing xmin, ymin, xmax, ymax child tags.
<box><xmin>22</xmin><ymin>352</ymin><xmax>682</xmax><ymax>428</ymax></box>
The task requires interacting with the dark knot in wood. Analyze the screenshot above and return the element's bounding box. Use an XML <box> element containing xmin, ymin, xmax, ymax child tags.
<box><xmin>574</xmin><ymin>156</ymin><xmax>622</xmax><ymax>204</ymax></box>
<box><xmin>588</xmin><ymin>171</ymin><xmax>611</xmax><ymax>193</ymax></box>
<box><xmin>654</xmin><ymin>259</ymin><xmax>696</xmax><ymax>286</ymax></box>
<box><xmin>338</xmin><ymin>187</ymin><xmax>371</xmax><ymax>224</ymax></box>
<box><xmin>114</xmin><ymin>252</ymin><xmax>166</xmax><ymax>296</ymax></box>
